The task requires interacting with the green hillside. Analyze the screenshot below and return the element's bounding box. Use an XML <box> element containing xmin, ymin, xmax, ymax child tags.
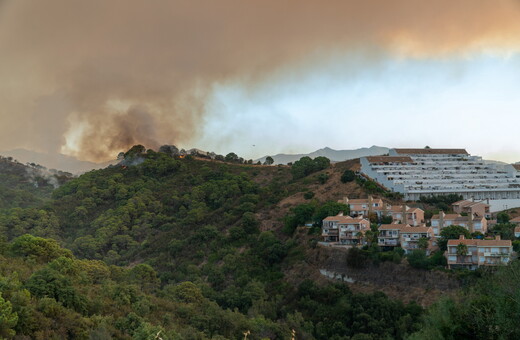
<box><xmin>0</xmin><ymin>156</ymin><xmax>72</xmax><ymax>211</ymax></box>
<box><xmin>0</xmin><ymin>146</ymin><xmax>519</xmax><ymax>339</ymax></box>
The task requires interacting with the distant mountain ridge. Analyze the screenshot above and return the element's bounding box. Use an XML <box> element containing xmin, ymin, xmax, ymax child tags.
<box><xmin>0</xmin><ymin>148</ymin><xmax>116</xmax><ymax>174</ymax></box>
<box><xmin>257</xmin><ymin>146</ymin><xmax>390</xmax><ymax>164</ymax></box>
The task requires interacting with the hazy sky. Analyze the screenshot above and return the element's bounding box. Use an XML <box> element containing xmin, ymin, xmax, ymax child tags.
<box><xmin>1</xmin><ymin>1</ymin><xmax>520</xmax><ymax>162</ymax></box>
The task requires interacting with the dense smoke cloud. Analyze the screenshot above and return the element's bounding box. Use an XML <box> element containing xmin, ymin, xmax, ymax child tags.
<box><xmin>1</xmin><ymin>0</ymin><xmax>519</xmax><ymax>161</ymax></box>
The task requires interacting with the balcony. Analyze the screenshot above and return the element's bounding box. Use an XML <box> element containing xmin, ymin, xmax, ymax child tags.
<box><xmin>480</xmin><ymin>252</ymin><xmax>509</xmax><ymax>257</ymax></box>
<box><xmin>378</xmin><ymin>239</ymin><xmax>398</xmax><ymax>246</ymax></box>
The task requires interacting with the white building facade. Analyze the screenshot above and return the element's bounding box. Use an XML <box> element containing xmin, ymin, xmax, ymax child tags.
<box><xmin>361</xmin><ymin>149</ymin><xmax>520</xmax><ymax>206</ymax></box>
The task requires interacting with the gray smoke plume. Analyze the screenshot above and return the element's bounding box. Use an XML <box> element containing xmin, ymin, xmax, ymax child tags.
<box><xmin>0</xmin><ymin>0</ymin><xmax>519</xmax><ymax>161</ymax></box>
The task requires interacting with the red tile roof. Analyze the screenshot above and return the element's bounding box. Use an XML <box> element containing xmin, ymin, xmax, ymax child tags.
<box><xmin>431</xmin><ymin>214</ymin><xmax>460</xmax><ymax>220</ymax></box>
<box><xmin>379</xmin><ymin>224</ymin><xmax>410</xmax><ymax>230</ymax></box>
<box><xmin>447</xmin><ymin>239</ymin><xmax>512</xmax><ymax>247</ymax></box>
<box><xmin>322</xmin><ymin>215</ymin><xmax>368</xmax><ymax>223</ymax></box>
<box><xmin>400</xmin><ymin>226</ymin><xmax>432</xmax><ymax>233</ymax></box>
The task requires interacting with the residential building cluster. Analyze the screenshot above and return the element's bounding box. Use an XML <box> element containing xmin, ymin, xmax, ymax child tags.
<box><xmin>360</xmin><ymin>148</ymin><xmax>520</xmax><ymax>202</ymax></box>
<box><xmin>323</xmin><ymin>196</ymin><xmax>432</xmax><ymax>254</ymax></box>
<box><xmin>321</xmin><ymin>196</ymin><xmax>515</xmax><ymax>269</ymax></box>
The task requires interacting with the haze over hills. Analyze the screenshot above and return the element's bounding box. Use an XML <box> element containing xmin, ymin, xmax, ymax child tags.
<box><xmin>0</xmin><ymin>148</ymin><xmax>116</xmax><ymax>174</ymax></box>
<box><xmin>257</xmin><ymin>145</ymin><xmax>390</xmax><ymax>164</ymax></box>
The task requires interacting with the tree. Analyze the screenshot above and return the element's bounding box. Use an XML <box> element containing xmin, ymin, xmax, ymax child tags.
<box><xmin>438</xmin><ymin>225</ymin><xmax>471</xmax><ymax>251</ymax></box>
<box><xmin>158</xmin><ymin>144</ymin><xmax>179</xmax><ymax>156</ymax></box>
<box><xmin>291</xmin><ymin>156</ymin><xmax>331</xmax><ymax>179</ymax></box>
<box><xmin>380</xmin><ymin>215</ymin><xmax>393</xmax><ymax>224</ymax></box>
<box><xmin>313</xmin><ymin>156</ymin><xmax>330</xmax><ymax>171</ymax></box>
<box><xmin>407</xmin><ymin>249</ymin><xmax>429</xmax><ymax>269</ymax></box>
<box><xmin>0</xmin><ymin>293</ymin><xmax>18</xmax><ymax>338</ymax></box>
<box><xmin>417</xmin><ymin>237</ymin><xmax>429</xmax><ymax>250</ymax></box>
<box><xmin>225</xmin><ymin>152</ymin><xmax>239</xmax><ymax>163</ymax></box>
<box><xmin>497</xmin><ymin>211</ymin><xmax>510</xmax><ymax>224</ymax></box>
<box><xmin>264</xmin><ymin>156</ymin><xmax>274</xmax><ymax>165</ymax></box>
<box><xmin>491</xmin><ymin>223</ymin><xmax>515</xmax><ymax>240</ymax></box>
<box><xmin>364</xmin><ymin>229</ymin><xmax>378</xmax><ymax>246</ymax></box>
<box><xmin>124</xmin><ymin>145</ymin><xmax>146</xmax><ymax>159</ymax></box>
<box><xmin>10</xmin><ymin>234</ymin><xmax>73</xmax><ymax>263</ymax></box>
<box><xmin>341</xmin><ymin>170</ymin><xmax>356</xmax><ymax>183</ymax></box>
<box><xmin>253</xmin><ymin>232</ymin><xmax>288</xmax><ymax>265</ymax></box>
<box><xmin>291</xmin><ymin>157</ymin><xmax>315</xmax><ymax>179</ymax></box>
<box><xmin>456</xmin><ymin>243</ymin><xmax>468</xmax><ymax>263</ymax></box>
<box><xmin>313</xmin><ymin>201</ymin><xmax>349</xmax><ymax>226</ymax></box>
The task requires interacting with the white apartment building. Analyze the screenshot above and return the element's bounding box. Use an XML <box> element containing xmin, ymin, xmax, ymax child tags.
<box><xmin>361</xmin><ymin>148</ymin><xmax>520</xmax><ymax>203</ymax></box>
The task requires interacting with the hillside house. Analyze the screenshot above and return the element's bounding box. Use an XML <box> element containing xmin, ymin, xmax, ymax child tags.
<box><xmin>431</xmin><ymin>211</ymin><xmax>487</xmax><ymax>236</ymax></box>
<box><xmin>339</xmin><ymin>196</ymin><xmax>390</xmax><ymax>218</ymax></box>
<box><xmin>510</xmin><ymin>216</ymin><xmax>520</xmax><ymax>225</ymax></box>
<box><xmin>322</xmin><ymin>214</ymin><xmax>370</xmax><ymax>245</ymax></box>
<box><xmin>378</xmin><ymin>224</ymin><xmax>408</xmax><ymax>247</ymax></box>
<box><xmin>378</xmin><ymin>224</ymin><xmax>433</xmax><ymax>253</ymax></box>
<box><xmin>446</xmin><ymin>235</ymin><xmax>513</xmax><ymax>269</ymax></box>
<box><xmin>452</xmin><ymin>200</ymin><xmax>490</xmax><ymax>218</ymax></box>
<box><xmin>515</xmin><ymin>226</ymin><xmax>520</xmax><ymax>238</ymax></box>
<box><xmin>399</xmin><ymin>226</ymin><xmax>434</xmax><ymax>254</ymax></box>
<box><xmin>387</xmin><ymin>206</ymin><xmax>425</xmax><ymax>226</ymax></box>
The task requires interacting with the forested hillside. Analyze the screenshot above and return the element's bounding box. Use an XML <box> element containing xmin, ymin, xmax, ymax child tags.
<box><xmin>0</xmin><ymin>156</ymin><xmax>72</xmax><ymax>211</ymax></box>
<box><xmin>1</xmin><ymin>146</ymin><xmax>520</xmax><ymax>339</ymax></box>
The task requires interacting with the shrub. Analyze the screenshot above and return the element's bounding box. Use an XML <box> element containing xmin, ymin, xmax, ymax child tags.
<box><xmin>303</xmin><ymin>191</ymin><xmax>315</xmax><ymax>200</ymax></box>
<box><xmin>346</xmin><ymin>247</ymin><xmax>367</xmax><ymax>269</ymax></box>
<box><xmin>340</xmin><ymin>170</ymin><xmax>356</xmax><ymax>183</ymax></box>
<box><xmin>317</xmin><ymin>173</ymin><xmax>329</xmax><ymax>184</ymax></box>
<box><xmin>407</xmin><ymin>250</ymin><xmax>429</xmax><ymax>270</ymax></box>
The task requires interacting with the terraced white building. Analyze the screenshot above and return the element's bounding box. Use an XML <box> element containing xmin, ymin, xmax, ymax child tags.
<box><xmin>360</xmin><ymin>148</ymin><xmax>520</xmax><ymax>207</ymax></box>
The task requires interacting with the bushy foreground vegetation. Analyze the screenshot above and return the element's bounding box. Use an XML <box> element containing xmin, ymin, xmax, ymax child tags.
<box><xmin>410</xmin><ymin>261</ymin><xmax>520</xmax><ymax>340</ymax></box>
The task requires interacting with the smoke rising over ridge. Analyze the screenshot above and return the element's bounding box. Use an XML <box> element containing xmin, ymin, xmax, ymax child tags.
<box><xmin>1</xmin><ymin>0</ymin><xmax>520</xmax><ymax>161</ymax></box>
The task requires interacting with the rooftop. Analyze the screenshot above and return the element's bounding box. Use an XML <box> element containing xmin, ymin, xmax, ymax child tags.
<box><xmin>431</xmin><ymin>214</ymin><xmax>460</xmax><ymax>220</ymax></box>
<box><xmin>323</xmin><ymin>215</ymin><xmax>368</xmax><ymax>223</ymax></box>
<box><xmin>447</xmin><ymin>238</ymin><xmax>512</xmax><ymax>247</ymax></box>
<box><xmin>452</xmin><ymin>200</ymin><xmax>489</xmax><ymax>208</ymax></box>
<box><xmin>393</xmin><ymin>148</ymin><xmax>468</xmax><ymax>155</ymax></box>
<box><xmin>379</xmin><ymin>224</ymin><xmax>410</xmax><ymax>230</ymax></box>
<box><xmin>400</xmin><ymin>226</ymin><xmax>432</xmax><ymax>233</ymax></box>
<box><xmin>510</xmin><ymin>216</ymin><xmax>520</xmax><ymax>223</ymax></box>
<box><xmin>365</xmin><ymin>156</ymin><xmax>414</xmax><ymax>163</ymax></box>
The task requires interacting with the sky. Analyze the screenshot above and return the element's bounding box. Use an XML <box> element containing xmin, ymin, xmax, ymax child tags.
<box><xmin>1</xmin><ymin>0</ymin><xmax>520</xmax><ymax>163</ymax></box>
